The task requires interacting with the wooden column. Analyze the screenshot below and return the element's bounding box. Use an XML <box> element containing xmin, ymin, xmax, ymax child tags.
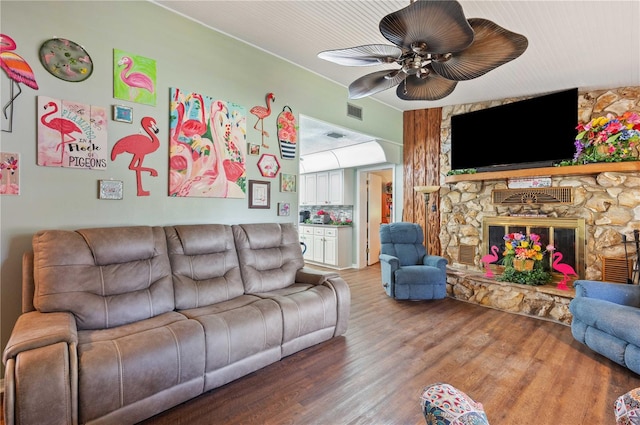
<box><xmin>402</xmin><ymin>108</ymin><xmax>442</xmax><ymax>255</ymax></box>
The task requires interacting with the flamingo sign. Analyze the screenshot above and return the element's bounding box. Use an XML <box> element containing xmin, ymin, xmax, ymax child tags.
<box><xmin>169</xmin><ymin>87</ymin><xmax>247</xmax><ymax>198</ymax></box>
<box><xmin>113</xmin><ymin>49</ymin><xmax>156</xmax><ymax>106</ymax></box>
<box><xmin>36</xmin><ymin>96</ymin><xmax>108</xmax><ymax>169</ymax></box>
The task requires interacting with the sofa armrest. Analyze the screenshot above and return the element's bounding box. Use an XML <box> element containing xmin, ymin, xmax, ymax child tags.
<box><xmin>379</xmin><ymin>254</ymin><xmax>400</xmax><ymax>270</ymax></box>
<box><xmin>3</xmin><ymin>311</ymin><xmax>78</xmax><ymax>425</ymax></box>
<box><xmin>296</xmin><ymin>267</ymin><xmax>340</xmax><ymax>285</ymax></box>
<box><xmin>573</xmin><ymin>280</ymin><xmax>640</xmax><ymax>307</ymax></box>
<box><xmin>3</xmin><ymin>311</ymin><xmax>78</xmax><ymax>363</ymax></box>
<box><xmin>423</xmin><ymin>255</ymin><xmax>448</xmax><ymax>273</ymax></box>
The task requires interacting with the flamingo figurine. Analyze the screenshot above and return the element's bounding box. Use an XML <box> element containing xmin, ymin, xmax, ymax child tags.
<box><xmin>117</xmin><ymin>56</ymin><xmax>154</xmax><ymax>101</ymax></box>
<box><xmin>552</xmin><ymin>251</ymin><xmax>578</xmax><ymax>290</ymax></box>
<box><xmin>111</xmin><ymin>116</ymin><xmax>160</xmax><ymax>196</ymax></box>
<box><xmin>481</xmin><ymin>245</ymin><xmax>500</xmax><ymax>278</ymax></box>
<box><xmin>40</xmin><ymin>101</ymin><xmax>83</xmax><ymax>164</ymax></box>
<box><xmin>1</xmin><ymin>34</ymin><xmax>39</xmax><ymax>131</ymax></box>
<box><xmin>250</xmin><ymin>92</ymin><xmax>275</xmax><ymax>148</ymax></box>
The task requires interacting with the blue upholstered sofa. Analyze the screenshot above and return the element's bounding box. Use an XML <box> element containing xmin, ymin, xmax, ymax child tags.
<box><xmin>569</xmin><ymin>279</ymin><xmax>640</xmax><ymax>374</ymax></box>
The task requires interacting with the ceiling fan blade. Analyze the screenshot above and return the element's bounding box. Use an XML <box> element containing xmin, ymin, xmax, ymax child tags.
<box><xmin>318</xmin><ymin>44</ymin><xmax>403</xmax><ymax>66</ymax></box>
<box><xmin>348</xmin><ymin>69</ymin><xmax>408</xmax><ymax>99</ymax></box>
<box><xmin>396</xmin><ymin>69</ymin><xmax>458</xmax><ymax>101</ymax></box>
<box><xmin>431</xmin><ymin>18</ymin><xmax>529</xmax><ymax>81</ymax></box>
<box><xmin>379</xmin><ymin>0</ymin><xmax>474</xmax><ymax>53</ymax></box>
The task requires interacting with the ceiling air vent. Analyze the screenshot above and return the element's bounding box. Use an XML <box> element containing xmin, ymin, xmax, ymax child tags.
<box><xmin>347</xmin><ymin>103</ymin><xmax>363</xmax><ymax>120</ymax></box>
<box><xmin>325</xmin><ymin>132</ymin><xmax>345</xmax><ymax>139</ymax></box>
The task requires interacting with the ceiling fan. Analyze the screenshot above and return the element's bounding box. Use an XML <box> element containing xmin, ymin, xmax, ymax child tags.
<box><xmin>317</xmin><ymin>0</ymin><xmax>528</xmax><ymax>101</ymax></box>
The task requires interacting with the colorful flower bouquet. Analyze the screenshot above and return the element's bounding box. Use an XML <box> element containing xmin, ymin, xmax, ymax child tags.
<box><xmin>497</xmin><ymin>232</ymin><xmax>555</xmax><ymax>286</ymax></box>
<box><xmin>568</xmin><ymin>112</ymin><xmax>640</xmax><ymax>165</ymax></box>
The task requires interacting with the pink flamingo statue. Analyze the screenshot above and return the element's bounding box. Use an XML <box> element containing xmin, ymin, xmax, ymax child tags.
<box><xmin>40</xmin><ymin>101</ymin><xmax>83</xmax><ymax>164</ymax></box>
<box><xmin>250</xmin><ymin>92</ymin><xmax>275</xmax><ymax>148</ymax></box>
<box><xmin>117</xmin><ymin>56</ymin><xmax>154</xmax><ymax>101</ymax></box>
<box><xmin>481</xmin><ymin>245</ymin><xmax>500</xmax><ymax>278</ymax></box>
<box><xmin>552</xmin><ymin>251</ymin><xmax>578</xmax><ymax>290</ymax></box>
<box><xmin>1</xmin><ymin>34</ymin><xmax>39</xmax><ymax>131</ymax></box>
<box><xmin>111</xmin><ymin>116</ymin><xmax>160</xmax><ymax>196</ymax></box>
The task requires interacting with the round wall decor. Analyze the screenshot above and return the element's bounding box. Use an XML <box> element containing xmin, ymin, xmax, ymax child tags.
<box><xmin>39</xmin><ymin>38</ymin><xmax>93</xmax><ymax>82</ymax></box>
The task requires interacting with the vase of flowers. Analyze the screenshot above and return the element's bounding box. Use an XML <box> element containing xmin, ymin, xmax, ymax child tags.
<box><xmin>569</xmin><ymin>112</ymin><xmax>640</xmax><ymax>165</ymax></box>
<box><xmin>497</xmin><ymin>232</ymin><xmax>555</xmax><ymax>286</ymax></box>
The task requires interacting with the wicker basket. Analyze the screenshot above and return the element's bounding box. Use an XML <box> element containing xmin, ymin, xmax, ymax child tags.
<box><xmin>513</xmin><ymin>259</ymin><xmax>535</xmax><ymax>271</ymax></box>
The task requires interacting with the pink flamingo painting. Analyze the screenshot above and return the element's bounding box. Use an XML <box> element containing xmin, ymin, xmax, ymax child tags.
<box><xmin>111</xmin><ymin>116</ymin><xmax>159</xmax><ymax>196</ymax></box>
<box><xmin>1</xmin><ymin>34</ymin><xmax>39</xmax><ymax>131</ymax></box>
<box><xmin>250</xmin><ymin>92</ymin><xmax>275</xmax><ymax>148</ymax></box>
<box><xmin>117</xmin><ymin>56</ymin><xmax>154</xmax><ymax>102</ymax></box>
<box><xmin>552</xmin><ymin>251</ymin><xmax>578</xmax><ymax>290</ymax></box>
<box><xmin>481</xmin><ymin>245</ymin><xmax>500</xmax><ymax>278</ymax></box>
<box><xmin>40</xmin><ymin>101</ymin><xmax>82</xmax><ymax>164</ymax></box>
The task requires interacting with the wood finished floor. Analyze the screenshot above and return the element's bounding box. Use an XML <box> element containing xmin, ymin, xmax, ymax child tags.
<box><xmin>4</xmin><ymin>265</ymin><xmax>639</xmax><ymax>425</ymax></box>
<box><xmin>139</xmin><ymin>264</ymin><xmax>640</xmax><ymax>425</ymax></box>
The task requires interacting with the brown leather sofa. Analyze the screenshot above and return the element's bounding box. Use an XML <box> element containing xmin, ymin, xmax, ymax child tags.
<box><xmin>3</xmin><ymin>223</ymin><xmax>350</xmax><ymax>425</ymax></box>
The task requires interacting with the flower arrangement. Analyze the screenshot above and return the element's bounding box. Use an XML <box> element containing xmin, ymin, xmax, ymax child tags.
<box><xmin>498</xmin><ymin>232</ymin><xmax>555</xmax><ymax>286</ymax></box>
<box><xmin>568</xmin><ymin>112</ymin><xmax>640</xmax><ymax>165</ymax></box>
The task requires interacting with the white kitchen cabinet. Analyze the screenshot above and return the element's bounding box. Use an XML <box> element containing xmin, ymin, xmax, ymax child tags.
<box><xmin>298</xmin><ymin>225</ymin><xmax>352</xmax><ymax>269</ymax></box>
<box><xmin>300</xmin><ymin>169</ymin><xmax>353</xmax><ymax>205</ymax></box>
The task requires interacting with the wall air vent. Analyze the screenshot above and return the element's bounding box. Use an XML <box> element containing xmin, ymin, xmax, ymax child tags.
<box><xmin>458</xmin><ymin>244</ymin><xmax>476</xmax><ymax>265</ymax></box>
<box><xmin>492</xmin><ymin>187</ymin><xmax>572</xmax><ymax>205</ymax></box>
<box><xmin>602</xmin><ymin>257</ymin><xmax>633</xmax><ymax>284</ymax></box>
<box><xmin>347</xmin><ymin>103</ymin><xmax>363</xmax><ymax>120</ymax></box>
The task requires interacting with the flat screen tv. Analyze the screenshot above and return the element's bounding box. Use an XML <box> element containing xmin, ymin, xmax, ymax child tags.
<box><xmin>450</xmin><ymin>88</ymin><xmax>578</xmax><ymax>172</ymax></box>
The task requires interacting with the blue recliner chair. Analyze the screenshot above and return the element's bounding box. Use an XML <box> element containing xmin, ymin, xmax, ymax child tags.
<box><xmin>379</xmin><ymin>222</ymin><xmax>448</xmax><ymax>300</ymax></box>
<box><xmin>569</xmin><ymin>279</ymin><xmax>640</xmax><ymax>374</ymax></box>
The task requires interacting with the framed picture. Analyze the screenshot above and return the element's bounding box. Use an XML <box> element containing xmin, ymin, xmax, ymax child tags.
<box><xmin>248</xmin><ymin>180</ymin><xmax>270</xmax><ymax>209</ymax></box>
<box><xmin>248</xmin><ymin>143</ymin><xmax>261</xmax><ymax>156</ymax></box>
<box><xmin>98</xmin><ymin>180</ymin><xmax>123</xmax><ymax>200</ymax></box>
<box><xmin>257</xmin><ymin>153</ymin><xmax>280</xmax><ymax>178</ymax></box>
<box><xmin>112</xmin><ymin>105</ymin><xmax>133</xmax><ymax>123</ymax></box>
<box><xmin>278</xmin><ymin>202</ymin><xmax>290</xmax><ymax>216</ymax></box>
<box><xmin>280</xmin><ymin>173</ymin><xmax>296</xmax><ymax>193</ymax></box>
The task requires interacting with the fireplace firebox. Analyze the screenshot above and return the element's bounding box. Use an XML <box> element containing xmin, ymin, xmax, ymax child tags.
<box><xmin>482</xmin><ymin>216</ymin><xmax>586</xmax><ymax>280</ymax></box>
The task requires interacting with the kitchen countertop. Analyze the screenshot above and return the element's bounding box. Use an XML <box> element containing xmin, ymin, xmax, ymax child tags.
<box><xmin>299</xmin><ymin>223</ymin><xmax>352</xmax><ymax>228</ymax></box>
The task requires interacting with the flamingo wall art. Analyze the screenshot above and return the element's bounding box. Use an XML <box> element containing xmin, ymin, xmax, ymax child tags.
<box><xmin>113</xmin><ymin>49</ymin><xmax>156</xmax><ymax>106</ymax></box>
<box><xmin>169</xmin><ymin>87</ymin><xmax>247</xmax><ymax>198</ymax></box>
<box><xmin>111</xmin><ymin>116</ymin><xmax>159</xmax><ymax>196</ymax></box>
<box><xmin>277</xmin><ymin>105</ymin><xmax>298</xmax><ymax>160</ymax></box>
<box><xmin>1</xmin><ymin>33</ymin><xmax>39</xmax><ymax>132</ymax></box>
<box><xmin>0</xmin><ymin>152</ymin><xmax>19</xmax><ymax>195</ymax></box>
<box><xmin>250</xmin><ymin>92</ymin><xmax>275</xmax><ymax>148</ymax></box>
<box><xmin>37</xmin><ymin>96</ymin><xmax>108</xmax><ymax>169</ymax></box>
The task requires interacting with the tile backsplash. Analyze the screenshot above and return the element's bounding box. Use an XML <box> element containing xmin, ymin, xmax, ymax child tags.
<box><xmin>300</xmin><ymin>206</ymin><xmax>353</xmax><ymax>222</ymax></box>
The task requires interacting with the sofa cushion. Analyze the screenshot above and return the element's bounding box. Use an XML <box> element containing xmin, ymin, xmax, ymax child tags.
<box><xmin>165</xmin><ymin>224</ymin><xmax>245</xmax><ymax>309</ymax></box>
<box><xmin>33</xmin><ymin>226</ymin><xmax>174</xmax><ymax>330</ymax></box>
<box><xmin>232</xmin><ymin>223</ymin><xmax>304</xmax><ymax>293</ymax></box>
<box><xmin>77</xmin><ymin>311</ymin><xmax>205</xmax><ymax>424</ymax></box>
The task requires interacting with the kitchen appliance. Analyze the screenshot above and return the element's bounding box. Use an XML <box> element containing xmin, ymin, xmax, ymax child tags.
<box><xmin>299</xmin><ymin>210</ymin><xmax>310</xmax><ymax>223</ymax></box>
<box><xmin>312</xmin><ymin>213</ymin><xmax>331</xmax><ymax>224</ymax></box>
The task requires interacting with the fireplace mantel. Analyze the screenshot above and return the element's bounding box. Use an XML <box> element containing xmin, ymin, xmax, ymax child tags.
<box><xmin>444</xmin><ymin>161</ymin><xmax>640</xmax><ymax>183</ymax></box>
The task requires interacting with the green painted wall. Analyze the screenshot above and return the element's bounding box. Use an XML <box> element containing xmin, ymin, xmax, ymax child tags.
<box><xmin>0</xmin><ymin>1</ymin><xmax>403</xmax><ymax>370</ymax></box>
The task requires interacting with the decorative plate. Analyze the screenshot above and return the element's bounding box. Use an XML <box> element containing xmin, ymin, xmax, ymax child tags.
<box><xmin>39</xmin><ymin>38</ymin><xmax>93</xmax><ymax>82</ymax></box>
<box><xmin>257</xmin><ymin>153</ymin><xmax>280</xmax><ymax>178</ymax></box>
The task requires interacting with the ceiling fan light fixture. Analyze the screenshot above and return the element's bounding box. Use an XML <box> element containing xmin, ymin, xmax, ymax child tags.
<box><xmin>317</xmin><ymin>0</ymin><xmax>528</xmax><ymax>101</ymax></box>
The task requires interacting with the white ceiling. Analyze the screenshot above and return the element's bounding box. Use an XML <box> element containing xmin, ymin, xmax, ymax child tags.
<box><xmin>152</xmin><ymin>0</ymin><xmax>640</xmax><ymax>155</ymax></box>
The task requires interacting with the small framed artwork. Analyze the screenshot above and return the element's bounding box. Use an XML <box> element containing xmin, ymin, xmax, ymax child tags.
<box><xmin>257</xmin><ymin>153</ymin><xmax>280</xmax><ymax>178</ymax></box>
<box><xmin>248</xmin><ymin>180</ymin><xmax>270</xmax><ymax>209</ymax></box>
<box><xmin>278</xmin><ymin>202</ymin><xmax>290</xmax><ymax>216</ymax></box>
<box><xmin>248</xmin><ymin>143</ymin><xmax>261</xmax><ymax>156</ymax></box>
<box><xmin>280</xmin><ymin>173</ymin><xmax>296</xmax><ymax>193</ymax></box>
<box><xmin>98</xmin><ymin>179</ymin><xmax>123</xmax><ymax>200</ymax></box>
<box><xmin>112</xmin><ymin>105</ymin><xmax>133</xmax><ymax>123</ymax></box>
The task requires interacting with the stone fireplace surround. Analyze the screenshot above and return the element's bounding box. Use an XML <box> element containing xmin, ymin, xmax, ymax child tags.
<box><xmin>436</xmin><ymin>86</ymin><xmax>640</xmax><ymax>324</ymax></box>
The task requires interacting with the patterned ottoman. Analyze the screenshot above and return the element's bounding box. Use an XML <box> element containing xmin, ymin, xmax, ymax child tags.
<box><xmin>420</xmin><ymin>383</ymin><xmax>490</xmax><ymax>425</ymax></box>
<box><xmin>615</xmin><ymin>388</ymin><xmax>640</xmax><ymax>425</ymax></box>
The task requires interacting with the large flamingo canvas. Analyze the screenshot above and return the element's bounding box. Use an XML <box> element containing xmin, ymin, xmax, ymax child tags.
<box><xmin>169</xmin><ymin>87</ymin><xmax>246</xmax><ymax>198</ymax></box>
<box><xmin>37</xmin><ymin>96</ymin><xmax>108</xmax><ymax>169</ymax></box>
<box><xmin>113</xmin><ymin>49</ymin><xmax>156</xmax><ymax>106</ymax></box>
